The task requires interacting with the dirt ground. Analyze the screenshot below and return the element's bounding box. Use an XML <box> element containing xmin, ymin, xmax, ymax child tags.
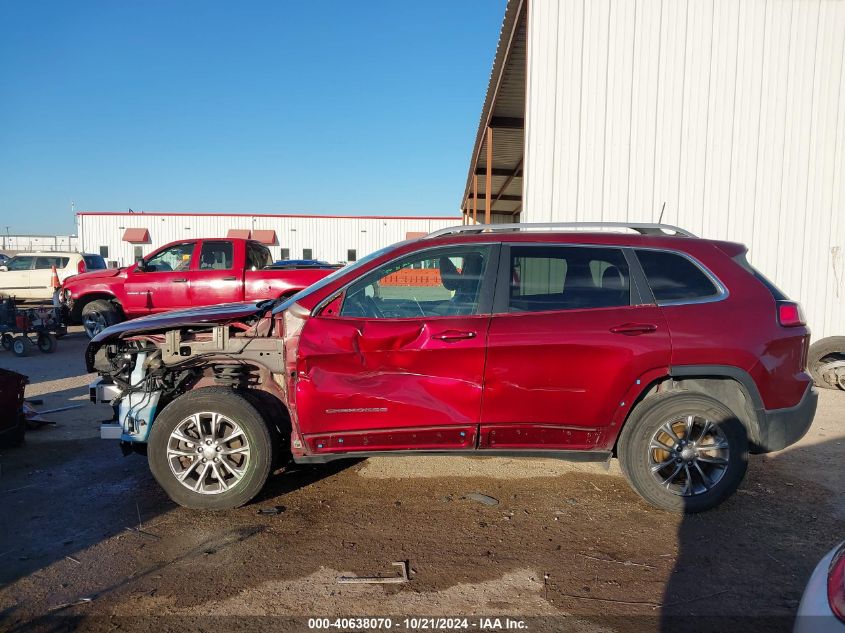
<box><xmin>0</xmin><ymin>327</ymin><xmax>843</xmax><ymax>633</ymax></box>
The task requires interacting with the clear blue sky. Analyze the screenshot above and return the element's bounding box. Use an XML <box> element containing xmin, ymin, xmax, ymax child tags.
<box><xmin>0</xmin><ymin>1</ymin><xmax>506</xmax><ymax>234</ymax></box>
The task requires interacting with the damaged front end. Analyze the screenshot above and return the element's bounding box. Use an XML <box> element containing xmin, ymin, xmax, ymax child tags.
<box><xmin>85</xmin><ymin>300</ymin><xmax>308</xmax><ymax>452</ymax></box>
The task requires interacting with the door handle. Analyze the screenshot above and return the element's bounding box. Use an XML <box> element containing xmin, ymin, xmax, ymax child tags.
<box><xmin>431</xmin><ymin>330</ymin><xmax>477</xmax><ymax>341</ymax></box>
<box><xmin>172</xmin><ymin>278</ymin><xmax>188</xmax><ymax>283</ymax></box>
<box><xmin>610</xmin><ymin>323</ymin><xmax>657</xmax><ymax>335</ymax></box>
<box><xmin>222</xmin><ymin>276</ymin><xmax>237</xmax><ymax>281</ymax></box>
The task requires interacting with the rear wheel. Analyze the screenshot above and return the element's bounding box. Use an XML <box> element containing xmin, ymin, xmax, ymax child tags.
<box><xmin>808</xmin><ymin>336</ymin><xmax>845</xmax><ymax>390</ymax></box>
<box><xmin>37</xmin><ymin>333</ymin><xmax>57</xmax><ymax>354</ymax></box>
<box><xmin>148</xmin><ymin>388</ymin><xmax>275</xmax><ymax>510</ymax></box>
<box><xmin>81</xmin><ymin>299</ymin><xmax>122</xmax><ymax>339</ymax></box>
<box><xmin>618</xmin><ymin>392</ymin><xmax>748</xmax><ymax>513</ymax></box>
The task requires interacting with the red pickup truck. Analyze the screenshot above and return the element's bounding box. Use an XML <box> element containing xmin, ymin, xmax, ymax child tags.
<box><xmin>60</xmin><ymin>238</ymin><xmax>335</xmax><ymax>337</ymax></box>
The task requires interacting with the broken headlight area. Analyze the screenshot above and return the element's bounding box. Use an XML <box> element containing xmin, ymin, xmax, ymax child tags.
<box><xmin>92</xmin><ymin>340</ymin><xmax>198</xmax><ymax>443</ymax></box>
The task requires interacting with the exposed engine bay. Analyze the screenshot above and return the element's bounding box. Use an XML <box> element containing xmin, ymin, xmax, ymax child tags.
<box><xmin>86</xmin><ymin>301</ymin><xmax>310</xmax><ymax>449</ymax></box>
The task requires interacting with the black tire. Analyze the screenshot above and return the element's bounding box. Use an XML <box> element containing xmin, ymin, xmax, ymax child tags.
<box><xmin>11</xmin><ymin>337</ymin><xmax>27</xmax><ymax>357</ymax></box>
<box><xmin>617</xmin><ymin>392</ymin><xmax>748</xmax><ymax>513</ymax></box>
<box><xmin>148</xmin><ymin>387</ymin><xmax>276</xmax><ymax>510</ymax></box>
<box><xmin>808</xmin><ymin>336</ymin><xmax>845</xmax><ymax>390</ymax></box>
<box><xmin>37</xmin><ymin>333</ymin><xmax>57</xmax><ymax>354</ymax></box>
<box><xmin>80</xmin><ymin>299</ymin><xmax>122</xmax><ymax>339</ymax></box>
<box><xmin>0</xmin><ymin>333</ymin><xmax>12</xmax><ymax>351</ymax></box>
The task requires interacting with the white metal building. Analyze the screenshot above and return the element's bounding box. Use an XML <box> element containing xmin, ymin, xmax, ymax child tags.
<box><xmin>76</xmin><ymin>211</ymin><xmax>460</xmax><ymax>268</ymax></box>
<box><xmin>462</xmin><ymin>0</ymin><xmax>845</xmax><ymax>340</ymax></box>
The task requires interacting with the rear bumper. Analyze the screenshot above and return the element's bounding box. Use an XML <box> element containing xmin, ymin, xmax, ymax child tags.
<box><xmin>756</xmin><ymin>382</ymin><xmax>817</xmax><ymax>453</ymax></box>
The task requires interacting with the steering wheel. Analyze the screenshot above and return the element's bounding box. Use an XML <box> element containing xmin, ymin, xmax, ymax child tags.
<box><xmin>345</xmin><ymin>292</ymin><xmax>383</xmax><ymax>318</ymax></box>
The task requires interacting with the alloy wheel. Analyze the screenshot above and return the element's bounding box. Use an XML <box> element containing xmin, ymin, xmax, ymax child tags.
<box><xmin>83</xmin><ymin>312</ymin><xmax>106</xmax><ymax>338</ymax></box>
<box><xmin>167</xmin><ymin>412</ymin><xmax>251</xmax><ymax>495</ymax></box>
<box><xmin>648</xmin><ymin>414</ymin><xmax>730</xmax><ymax>497</ymax></box>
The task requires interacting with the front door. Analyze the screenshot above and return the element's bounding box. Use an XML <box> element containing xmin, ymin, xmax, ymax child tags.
<box><xmin>294</xmin><ymin>244</ymin><xmax>498</xmax><ymax>455</ymax></box>
<box><xmin>480</xmin><ymin>244</ymin><xmax>671</xmax><ymax>451</ymax></box>
<box><xmin>124</xmin><ymin>241</ymin><xmax>196</xmax><ymax>314</ymax></box>
<box><xmin>1</xmin><ymin>255</ymin><xmax>34</xmax><ymax>299</ymax></box>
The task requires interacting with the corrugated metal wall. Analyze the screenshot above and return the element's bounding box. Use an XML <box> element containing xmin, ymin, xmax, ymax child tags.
<box><xmin>77</xmin><ymin>214</ymin><xmax>460</xmax><ymax>268</ymax></box>
<box><xmin>523</xmin><ymin>0</ymin><xmax>845</xmax><ymax>339</ymax></box>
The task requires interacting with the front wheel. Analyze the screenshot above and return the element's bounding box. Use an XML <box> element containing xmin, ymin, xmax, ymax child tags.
<box><xmin>617</xmin><ymin>392</ymin><xmax>748</xmax><ymax>513</ymax></box>
<box><xmin>147</xmin><ymin>388</ymin><xmax>276</xmax><ymax>510</ymax></box>
<box><xmin>11</xmin><ymin>337</ymin><xmax>27</xmax><ymax>357</ymax></box>
<box><xmin>80</xmin><ymin>299</ymin><xmax>122</xmax><ymax>339</ymax></box>
<box><xmin>0</xmin><ymin>333</ymin><xmax>12</xmax><ymax>351</ymax></box>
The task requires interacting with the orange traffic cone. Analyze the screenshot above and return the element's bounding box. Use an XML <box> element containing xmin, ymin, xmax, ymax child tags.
<box><xmin>50</xmin><ymin>265</ymin><xmax>61</xmax><ymax>290</ymax></box>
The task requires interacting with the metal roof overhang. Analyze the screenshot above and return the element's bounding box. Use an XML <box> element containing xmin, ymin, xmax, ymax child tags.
<box><xmin>460</xmin><ymin>0</ymin><xmax>526</xmax><ymax>222</ymax></box>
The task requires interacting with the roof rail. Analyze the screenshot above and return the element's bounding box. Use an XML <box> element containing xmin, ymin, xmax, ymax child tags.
<box><xmin>424</xmin><ymin>222</ymin><xmax>697</xmax><ymax>239</ymax></box>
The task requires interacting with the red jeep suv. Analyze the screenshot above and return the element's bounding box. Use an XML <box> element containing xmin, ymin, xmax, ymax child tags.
<box><xmin>86</xmin><ymin>223</ymin><xmax>817</xmax><ymax>513</ymax></box>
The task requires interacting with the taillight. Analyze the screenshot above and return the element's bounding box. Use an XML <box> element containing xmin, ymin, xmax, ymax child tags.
<box><xmin>829</xmin><ymin>543</ymin><xmax>845</xmax><ymax>622</ymax></box>
<box><xmin>77</xmin><ymin>259</ymin><xmax>86</xmax><ymax>274</ymax></box>
<box><xmin>777</xmin><ymin>301</ymin><xmax>806</xmax><ymax>327</ymax></box>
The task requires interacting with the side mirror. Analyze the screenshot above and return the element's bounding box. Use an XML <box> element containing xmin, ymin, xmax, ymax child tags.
<box><xmin>134</xmin><ymin>260</ymin><xmax>146</xmax><ymax>272</ymax></box>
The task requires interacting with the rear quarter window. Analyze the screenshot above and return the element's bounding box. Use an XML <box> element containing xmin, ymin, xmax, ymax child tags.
<box><xmin>84</xmin><ymin>255</ymin><xmax>107</xmax><ymax>270</ymax></box>
<box><xmin>635</xmin><ymin>250</ymin><xmax>720</xmax><ymax>302</ymax></box>
<box><xmin>34</xmin><ymin>256</ymin><xmax>70</xmax><ymax>269</ymax></box>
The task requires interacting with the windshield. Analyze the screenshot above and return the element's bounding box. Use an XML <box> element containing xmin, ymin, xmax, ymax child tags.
<box><xmin>270</xmin><ymin>242</ymin><xmax>407</xmax><ymax>315</ymax></box>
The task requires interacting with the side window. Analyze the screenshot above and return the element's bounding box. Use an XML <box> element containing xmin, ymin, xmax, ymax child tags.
<box><xmin>6</xmin><ymin>256</ymin><xmax>34</xmax><ymax>271</ymax></box>
<box><xmin>199</xmin><ymin>241</ymin><xmax>234</xmax><ymax>270</ymax></box>
<box><xmin>507</xmin><ymin>246</ymin><xmax>631</xmax><ymax>312</ymax></box>
<box><xmin>340</xmin><ymin>246</ymin><xmax>491</xmax><ymax>319</ymax></box>
<box><xmin>635</xmin><ymin>250</ymin><xmax>719</xmax><ymax>302</ymax></box>
<box><xmin>246</xmin><ymin>243</ymin><xmax>272</xmax><ymax>271</ymax></box>
<box><xmin>35</xmin><ymin>256</ymin><xmax>70</xmax><ymax>269</ymax></box>
<box><xmin>144</xmin><ymin>243</ymin><xmax>195</xmax><ymax>272</ymax></box>
<box><xmin>85</xmin><ymin>255</ymin><xmax>107</xmax><ymax>270</ymax></box>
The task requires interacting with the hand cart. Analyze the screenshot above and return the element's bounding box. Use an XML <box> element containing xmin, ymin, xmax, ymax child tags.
<box><xmin>0</xmin><ymin>296</ymin><xmax>67</xmax><ymax>357</ymax></box>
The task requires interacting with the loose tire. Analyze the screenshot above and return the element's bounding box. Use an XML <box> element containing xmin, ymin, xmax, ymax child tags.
<box><xmin>80</xmin><ymin>299</ymin><xmax>122</xmax><ymax>339</ymax></box>
<box><xmin>617</xmin><ymin>392</ymin><xmax>748</xmax><ymax>513</ymax></box>
<box><xmin>808</xmin><ymin>336</ymin><xmax>845</xmax><ymax>390</ymax></box>
<box><xmin>148</xmin><ymin>388</ymin><xmax>276</xmax><ymax>510</ymax></box>
<box><xmin>11</xmin><ymin>337</ymin><xmax>27</xmax><ymax>357</ymax></box>
<box><xmin>1</xmin><ymin>333</ymin><xmax>12</xmax><ymax>351</ymax></box>
<box><xmin>37</xmin><ymin>333</ymin><xmax>57</xmax><ymax>354</ymax></box>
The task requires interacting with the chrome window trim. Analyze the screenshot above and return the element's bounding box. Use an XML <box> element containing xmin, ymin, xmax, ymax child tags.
<box><xmin>633</xmin><ymin>247</ymin><xmax>729</xmax><ymax>306</ymax></box>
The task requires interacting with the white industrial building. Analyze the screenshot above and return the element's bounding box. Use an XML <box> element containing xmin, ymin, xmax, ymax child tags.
<box><xmin>461</xmin><ymin>0</ymin><xmax>845</xmax><ymax>340</ymax></box>
<box><xmin>76</xmin><ymin>211</ymin><xmax>459</xmax><ymax>268</ymax></box>
<box><xmin>1</xmin><ymin>234</ymin><xmax>78</xmax><ymax>254</ymax></box>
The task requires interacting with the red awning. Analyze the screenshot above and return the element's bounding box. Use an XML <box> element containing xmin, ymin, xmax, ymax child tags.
<box><xmin>252</xmin><ymin>230</ymin><xmax>277</xmax><ymax>245</ymax></box>
<box><xmin>406</xmin><ymin>231</ymin><xmax>426</xmax><ymax>240</ymax></box>
<box><xmin>227</xmin><ymin>229</ymin><xmax>251</xmax><ymax>239</ymax></box>
<box><xmin>122</xmin><ymin>228</ymin><xmax>150</xmax><ymax>243</ymax></box>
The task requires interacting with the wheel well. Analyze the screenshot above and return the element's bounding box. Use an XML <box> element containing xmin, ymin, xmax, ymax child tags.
<box><xmin>614</xmin><ymin>374</ymin><xmax>762</xmax><ymax>455</ymax></box>
<box><xmin>73</xmin><ymin>293</ymin><xmax>122</xmax><ymax>321</ymax></box>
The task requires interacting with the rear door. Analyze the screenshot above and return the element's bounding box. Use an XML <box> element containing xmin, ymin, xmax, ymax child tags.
<box><xmin>294</xmin><ymin>243</ymin><xmax>498</xmax><ymax>455</ymax></box>
<box><xmin>479</xmin><ymin>243</ymin><xmax>671</xmax><ymax>451</ymax></box>
<box><xmin>124</xmin><ymin>242</ymin><xmax>196</xmax><ymax>313</ymax></box>
<box><xmin>1</xmin><ymin>256</ymin><xmax>35</xmax><ymax>298</ymax></box>
<box><xmin>189</xmin><ymin>240</ymin><xmax>243</xmax><ymax>306</ymax></box>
